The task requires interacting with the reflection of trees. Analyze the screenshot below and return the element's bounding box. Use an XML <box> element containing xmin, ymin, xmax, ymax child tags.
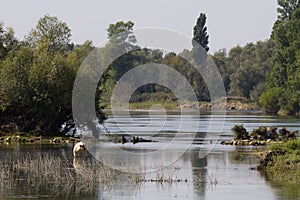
<box><xmin>190</xmin><ymin>148</ymin><xmax>207</xmax><ymax>199</ymax></box>
<box><xmin>228</xmin><ymin>148</ymin><xmax>259</xmax><ymax>165</ymax></box>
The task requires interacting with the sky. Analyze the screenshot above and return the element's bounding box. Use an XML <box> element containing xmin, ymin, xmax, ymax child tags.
<box><xmin>0</xmin><ymin>0</ymin><xmax>278</xmax><ymax>53</ymax></box>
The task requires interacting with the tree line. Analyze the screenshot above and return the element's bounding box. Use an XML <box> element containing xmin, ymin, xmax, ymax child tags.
<box><xmin>0</xmin><ymin>0</ymin><xmax>299</xmax><ymax>136</ymax></box>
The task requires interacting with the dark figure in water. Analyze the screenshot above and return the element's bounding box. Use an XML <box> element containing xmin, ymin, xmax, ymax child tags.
<box><xmin>121</xmin><ymin>135</ymin><xmax>127</xmax><ymax>144</ymax></box>
<box><xmin>133</xmin><ymin>136</ymin><xmax>141</xmax><ymax>144</ymax></box>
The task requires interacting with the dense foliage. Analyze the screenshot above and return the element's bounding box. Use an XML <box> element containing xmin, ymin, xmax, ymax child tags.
<box><xmin>212</xmin><ymin>40</ymin><xmax>275</xmax><ymax>101</ymax></box>
<box><xmin>0</xmin><ymin>15</ymin><xmax>95</xmax><ymax>135</ymax></box>
<box><xmin>260</xmin><ymin>0</ymin><xmax>300</xmax><ymax>115</ymax></box>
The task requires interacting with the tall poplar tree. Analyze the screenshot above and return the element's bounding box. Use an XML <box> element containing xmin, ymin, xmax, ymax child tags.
<box><xmin>193</xmin><ymin>13</ymin><xmax>209</xmax><ymax>52</ymax></box>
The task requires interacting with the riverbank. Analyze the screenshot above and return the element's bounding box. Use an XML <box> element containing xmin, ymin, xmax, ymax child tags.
<box><xmin>105</xmin><ymin>99</ymin><xmax>258</xmax><ymax>111</ymax></box>
<box><xmin>257</xmin><ymin>138</ymin><xmax>300</xmax><ymax>184</ymax></box>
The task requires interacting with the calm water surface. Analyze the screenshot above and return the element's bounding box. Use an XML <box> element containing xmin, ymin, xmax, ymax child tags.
<box><xmin>0</xmin><ymin>111</ymin><xmax>299</xmax><ymax>200</ymax></box>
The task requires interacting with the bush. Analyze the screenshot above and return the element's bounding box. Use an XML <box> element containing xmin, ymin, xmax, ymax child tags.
<box><xmin>259</xmin><ymin>87</ymin><xmax>284</xmax><ymax>114</ymax></box>
<box><xmin>231</xmin><ymin>124</ymin><xmax>249</xmax><ymax>140</ymax></box>
<box><xmin>279</xmin><ymin>128</ymin><xmax>297</xmax><ymax>140</ymax></box>
<box><xmin>251</xmin><ymin>126</ymin><xmax>268</xmax><ymax>140</ymax></box>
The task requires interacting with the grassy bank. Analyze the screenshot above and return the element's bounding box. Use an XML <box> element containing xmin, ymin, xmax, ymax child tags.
<box><xmin>260</xmin><ymin>138</ymin><xmax>300</xmax><ymax>184</ymax></box>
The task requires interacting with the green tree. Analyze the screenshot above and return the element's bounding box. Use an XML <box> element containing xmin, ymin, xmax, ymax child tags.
<box><xmin>0</xmin><ymin>47</ymin><xmax>33</xmax><ymax>111</ymax></box>
<box><xmin>25</xmin><ymin>15</ymin><xmax>72</xmax><ymax>52</ymax></box>
<box><xmin>277</xmin><ymin>0</ymin><xmax>300</xmax><ymax>20</ymax></box>
<box><xmin>0</xmin><ymin>23</ymin><xmax>18</xmax><ymax>61</ymax></box>
<box><xmin>261</xmin><ymin>1</ymin><xmax>300</xmax><ymax>115</ymax></box>
<box><xmin>98</xmin><ymin>21</ymin><xmax>138</xmax><ymax>106</ymax></box>
<box><xmin>259</xmin><ymin>87</ymin><xmax>285</xmax><ymax>114</ymax></box>
<box><xmin>0</xmin><ymin>47</ymin><xmax>34</xmax><ymax>133</ymax></box>
<box><xmin>229</xmin><ymin>41</ymin><xmax>274</xmax><ymax>100</ymax></box>
<box><xmin>192</xmin><ymin>13</ymin><xmax>209</xmax><ymax>52</ymax></box>
<box><xmin>212</xmin><ymin>49</ymin><xmax>229</xmax><ymax>92</ymax></box>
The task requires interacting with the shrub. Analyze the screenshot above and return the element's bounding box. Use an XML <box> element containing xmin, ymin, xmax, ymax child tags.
<box><xmin>251</xmin><ymin>126</ymin><xmax>268</xmax><ymax>140</ymax></box>
<box><xmin>231</xmin><ymin>124</ymin><xmax>249</xmax><ymax>140</ymax></box>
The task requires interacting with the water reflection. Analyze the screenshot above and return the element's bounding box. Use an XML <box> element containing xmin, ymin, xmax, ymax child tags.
<box><xmin>190</xmin><ymin>149</ymin><xmax>207</xmax><ymax>199</ymax></box>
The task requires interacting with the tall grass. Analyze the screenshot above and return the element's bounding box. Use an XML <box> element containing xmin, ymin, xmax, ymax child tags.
<box><xmin>266</xmin><ymin>138</ymin><xmax>300</xmax><ymax>184</ymax></box>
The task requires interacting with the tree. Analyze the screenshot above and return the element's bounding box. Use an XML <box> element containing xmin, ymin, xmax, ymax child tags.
<box><xmin>212</xmin><ymin>49</ymin><xmax>229</xmax><ymax>92</ymax></box>
<box><xmin>98</xmin><ymin>21</ymin><xmax>138</xmax><ymax>106</ymax></box>
<box><xmin>0</xmin><ymin>47</ymin><xmax>34</xmax><ymax>133</ymax></box>
<box><xmin>107</xmin><ymin>21</ymin><xmax>134</xmax><ymax>38</ymax></box>
<box><xmin>0</xmin><ymin>23</ymin><xmax>18</xmax><ymax>61</ymax></box>
<box><xmin>277</xmin><ymin>0</ymin><xmax>300</xmax><ymax>21</ymax></box>
<box><xmin>261</xmin><ymin>1</ymin><xmax>300</xmax><ymax>114</ymax></box>
<box><xmin>0</xmin><ymin>47</ymin><xmax>33</xmax><ymax>110</ymax></box>
<box><xmin>192</xmin><ymin>13</ymin><xmax>209</xmax><ymax>52</ymax></box>
<box><xmin>229</xmin><ymin>41</ymin><xmax>274</xmax><ymax>100</ymax></box>
<box><xmin>25</xmin><ymin>15</ymin><xmax>72</xmax><ymax>52</ymax></box>
<box><xmin>259</xmin><ymin>87</ymin><xmax>284</xmax><ymax>114</ymax></box>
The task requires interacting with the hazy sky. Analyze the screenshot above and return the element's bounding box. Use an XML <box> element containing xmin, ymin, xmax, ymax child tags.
<box><xmin>1</xmin><ymin>0</ymin><xmax>278</xmax><ymax>53</ymax></box>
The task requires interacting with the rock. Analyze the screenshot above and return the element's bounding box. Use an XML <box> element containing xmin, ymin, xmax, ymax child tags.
<box><xmin>5</xmin><ymin>137</ymin><xmax>11</xmax><ymax>143</ymax></box>
<box><xmin>260</xmin><ymin>141</ymin><xmax>266</xmax><ymax>145</ymax></box>
<box><xmin>52</xmin><ymin>138</ymin><xmax>61</xmax><ymax>143</ymax></box>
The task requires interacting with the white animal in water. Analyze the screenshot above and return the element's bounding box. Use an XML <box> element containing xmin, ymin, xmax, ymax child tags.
<box><xmin>73</xmin><ymin>141</ymin><xmax>87</xmax><ymax>170</ymax></box>
<box><xmin>73</xmin><ymin>141</ymin><xmax>86</xmax><ymax>158</ymax></box>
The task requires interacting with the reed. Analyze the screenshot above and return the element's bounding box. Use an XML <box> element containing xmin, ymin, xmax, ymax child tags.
<box><xmin>0</xmin><ymin>152</ymin><xmax>141</xmax><ymax>195</ymax></box>
<box><xmin>0</xmin><ymin>152</ymin><xmax>209</xmax><ymax>198</ymax></box>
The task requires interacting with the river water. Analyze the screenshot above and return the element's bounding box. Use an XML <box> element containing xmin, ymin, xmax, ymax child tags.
<box><xmin>0</xmin><ymin>111</ymin><xmax>300</xmax><ymax>200</ymax></box>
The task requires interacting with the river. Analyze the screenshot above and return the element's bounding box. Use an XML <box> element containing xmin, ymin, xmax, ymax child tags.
<box><xmin>0</xmin><ymin>110</ymin><xmax>299</xmax><ymax>199</ymax></box>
